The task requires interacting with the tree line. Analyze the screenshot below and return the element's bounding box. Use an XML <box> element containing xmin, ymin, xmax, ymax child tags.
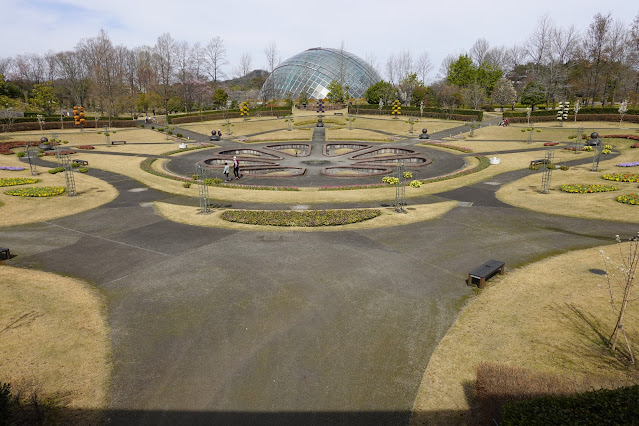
<box><xmin>1</xmin><ymin>11</ymin><xmax>639</xmax><ymax>122</ymax></box>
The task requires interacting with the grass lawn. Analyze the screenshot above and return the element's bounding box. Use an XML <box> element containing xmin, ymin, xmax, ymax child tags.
<box><xmin>154</xmin><ymin>200</ymin><xmax>458</xmax><ymax>231</ymax></box>
<box><xmin>0</xmin><ymin>155</ymin><xmax>118</xmax><ymax>225</ymax></box>
<box><xmin>411</xmin><ymin>243</ymin><xmax>639</xmax><ymax>426</ymax></box>
<box><xmin>497</xmin><ymin>141</ymin><xmax>639</xmax><ymax>223</ymax></box>
<box><xmin>0</xmin><ymin>266</ymin><xmax>111</xmax><ymax>423</ymax></box>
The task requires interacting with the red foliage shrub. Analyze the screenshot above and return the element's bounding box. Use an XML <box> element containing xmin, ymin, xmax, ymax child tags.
<box><xmin>0</xmin><ymin>141</ymin><xmax>32</xmax><ymax>155</ymax></box>
<box><xmin>77</xmin><ymin>145</ymin><xmax>95</xmax><ymax>150</ymax></box>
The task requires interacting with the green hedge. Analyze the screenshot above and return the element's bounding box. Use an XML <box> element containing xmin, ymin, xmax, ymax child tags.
<box><xmin>168</xmin><ymin>106</ymin><xmax>290</xmax><ymax>121</ymax></box>
<box><xmin>504</xmin><ymin>107</ymin><xmax>639</xmax><ymax>118</ymax></box>
<box><xmin>8</xmin><ymin>116</ymin><xmax>134</xmax><ymax>123</ymax></box>
<box><xmin>349</xmin><ymin>106</ymin><xmax>483</xmax><ymax>121</ymax></box>
<box><xmin>502</xmin><ymin>385</ymin><xmax>639</xmax><ymax>425</ymax></box>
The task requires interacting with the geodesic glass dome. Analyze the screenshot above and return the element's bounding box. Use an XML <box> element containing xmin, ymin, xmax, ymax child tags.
<box><xmin>261</xmin><ymin>47</ymin><xmax>382</xmax><ymax>100</ymax></box>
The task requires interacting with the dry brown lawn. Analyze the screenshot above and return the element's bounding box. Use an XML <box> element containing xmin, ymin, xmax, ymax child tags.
<box><xmin>154</xmin><ymin>200</ymin><xmax>458</xmax><ymax>231</ymax></box>
<box><xmin>0</xmin><ymin>266</ymin><xmax>111</xmax><ymax>423</ymax></box>
<box><xmin>0</xmin><ymin>155</ymin><xmax>118</xmax><ymax>225</ymax></box>
<box><xmin>497</xmin><ymin>144</ymin><xmax>639</xmax><ymax>223</ymax></box>
<box><xmin>411</xmin><ymin>243</ymin><xmax>639</xmax><ymax>426</ymax></box>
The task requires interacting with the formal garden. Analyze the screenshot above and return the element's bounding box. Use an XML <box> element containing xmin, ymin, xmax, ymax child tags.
<box><xmin>2</xmin><ymin>109</ymin><xmax>639</xmax><ymax>424</ymax></box>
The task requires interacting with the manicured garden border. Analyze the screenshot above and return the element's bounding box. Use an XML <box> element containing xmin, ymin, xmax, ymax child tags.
<box><xmin>5</xmin><ymin>186</ymin><xmax>66</xmax><ymax>197</ymax></box>
<box><xmin>559</xmin><ymin>184</ymin><xmax>618</xmax><ymax>193</ymax></box>
<box><xmin>221</xmin><ymin>209</ymin><xmax>381</xmax><ymax>227</ymax></box>
<box><xmin>0</xmin><ymin>177</ymin><xmax>40</xmax><ymax>187</ymax></box>
<box><xmin>616</xmin><ymin>194</ymin><xmax>639</xmax><ymax>205</ymax></box>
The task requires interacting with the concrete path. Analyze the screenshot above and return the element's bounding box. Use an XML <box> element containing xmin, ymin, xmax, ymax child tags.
<box><xmin>4</xmin><ymin>118</ymin><xmax>636</xmax><ymax>424</ymax></box>
<box><xmin>3</xmin><ymin>162</ymin><xmax>637</xmax><ymax>425</ymax></box>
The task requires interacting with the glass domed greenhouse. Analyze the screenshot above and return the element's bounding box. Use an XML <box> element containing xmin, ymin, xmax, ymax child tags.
<box><xmin>260</xmin><ymin>47</ymin><xmax>381</xmax><ymax>100</ymax></box>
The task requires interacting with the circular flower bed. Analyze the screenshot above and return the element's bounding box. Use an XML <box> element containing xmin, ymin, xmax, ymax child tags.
<box><xmin>602</xmin><ymin>173</ymin><xmax>639</xmax><ymax>183</ymax></box>
<box><xmin>5</xmin><ymin>186</ymin><xmax>66</xmax><ymax>197</ymax></box>
<box><xmin>221</xmin><ymin>209</ymin><xmax>381</xmax><ymax>227</ymax></box>
<box><xmin>616</xmin><ymin>194</ymin><xmax>639</xmax><ymax>205</ymax></box>
<box><xmin>559</xmin><ymin>184</ymin><xmax>618</xmax><ymax>193</ymax></box>
<box><xmin>0</xmin><ymin>177</ymin><xmax>40</xmax><ymax>187</ymax></box>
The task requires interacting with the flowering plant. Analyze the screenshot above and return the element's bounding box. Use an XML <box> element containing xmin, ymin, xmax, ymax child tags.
<box><xmin>616</xmin><ymin>194</ymin><xmax>639</xmax><ymax>205</ymax></box>
<box><xmin>0</xmin><ymin>177</ymin><xmax>40</xmax><ymax>186</ymax></box>
<box><xmin>0</xmin><ymin>166</ymin><xmax>26</xmax><ymax>171</ymax></box>
<box><xmin>602</xmin><ymin>173</ymin><xmax>639</xmax><ymax>183</ymax></box>
<box><xmin>5</xmin><ymin>186</ymin><xmax>65</xmax><ymax>197</ymax></box>
<box><xmin>559</xmin><ymin>184</ymin><xmax>618</xmax><ymax>193</ymax></box>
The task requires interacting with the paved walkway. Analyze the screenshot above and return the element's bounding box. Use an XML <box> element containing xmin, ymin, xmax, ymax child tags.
<box><xmin>4</xmin><ymin>121</ymin><xmax>636</xmax><ymax>425</ymax></box>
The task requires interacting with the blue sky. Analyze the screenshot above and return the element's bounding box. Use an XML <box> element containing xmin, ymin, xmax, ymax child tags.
<box><xmin>2</xmin><ymin>0</ymin><xmax>638</xmax><ymax>81</ymax></box>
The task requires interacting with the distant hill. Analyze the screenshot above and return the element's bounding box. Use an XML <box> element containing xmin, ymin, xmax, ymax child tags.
<box><xmin>223</xmin><ymin>69</ymin><xmax>269</xmax><ymax>90</ymax></box>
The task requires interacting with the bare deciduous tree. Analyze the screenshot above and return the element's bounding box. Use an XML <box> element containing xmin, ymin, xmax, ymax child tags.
<box><xmin>469</xmin><ymin>38</ymin><xmax>490</xmax><ymax>66</ymax></box>
<box><xmin>601</xmin><ymin>234</ymin><xmax>639</xmax><ymax>364</ymax></box>
<box><xmin>263</xmin><ymin>41</ymin><xmax>279</xmax><ymax>101</ymax></box>
<box><xmin>415</xmin><ymin>52</ymin><xmax>433</xmax><ymax>85</ymax></box>
<box><xmin>153</xmin><ymin>32</ymin><xmax>176</xmax><ymax>121</ymax></box>
<box><xmin>204</xmin><ymin>35</ymin><xmax>228</xmax><ymax>83</ymax></box>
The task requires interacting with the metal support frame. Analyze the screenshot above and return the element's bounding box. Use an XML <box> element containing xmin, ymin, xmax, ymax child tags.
<box><xmin>56</xmin><ymin>147</ymin><xmax>76</xmax><ymax>196</ymax></box>
<box><xmin>574</xmin><ymin>127</ymin><xmax>583</xmax><ymax>154</ymax></box>
<box><xmin>196</xmin><ymin>163</ymin><xmax>210</xmax><ymax>214</ymax></box>
<box><xmin>540</xmin><ymin>150</ymin><xmax>554</xmax><ymax>194</ymax></box>
<box><xmin>26</xmin><ymin>143</ymin><xmax>37</xmax><ymax>176</ymax></box>
<box><xmin>395</xmin><ymin>162</ymin><xmax>406</xmax><ymax>213</ymax></box>
<box><xmin>591</xmin><ymin>139</ymin><xmax>603</xmax><ymax>172</ymax></box>
<box><xmin>527</xmin><ymin>123</ymin><xmax>534</xmax><ymax>144</ymax></box>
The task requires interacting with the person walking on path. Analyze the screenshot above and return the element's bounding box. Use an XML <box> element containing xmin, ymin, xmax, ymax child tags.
<box><xmin>223</xmin><ymin>162</ymin><xmax>230</xmax><ymax>181</ymax></box>
<box><xmin>233</xmin><ymin>156</ymin><xmax>240</xmax><ymax>179</ymax></box>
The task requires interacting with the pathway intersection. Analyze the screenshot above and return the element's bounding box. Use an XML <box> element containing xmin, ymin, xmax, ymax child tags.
<box><xmin>4</xmin><ymin>119</ymin><xmax>637</xmax><ymax>425</ymax></box>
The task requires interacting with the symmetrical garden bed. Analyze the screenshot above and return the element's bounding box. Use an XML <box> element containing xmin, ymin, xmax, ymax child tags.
<box><xmin>5</xmin><ymin>186</ymin><xmax>65</xmax><ymax>197</ymax></box>
<box><xmin>221</xmin><ymin>209</ymin><xmax>381</xmax><ymax>226</ymax></box>
<box><xmin>0</xmin><ymin>178</ymin><xmax>40</xmax><ymax>187</ymax></box>
<box><xmin>616</xmin><ymin>194</ymin><xmax>639</xmax><ymax>205</ymax></box>
<box><xmin>602</xmin><ymin>173</ymin><xmax>639</xmax><ymax>183</ymax></box>
<box><xmin>559</xmin><ymin>184</ymin><xmax>618</xmax><ymax>193</ymax></box>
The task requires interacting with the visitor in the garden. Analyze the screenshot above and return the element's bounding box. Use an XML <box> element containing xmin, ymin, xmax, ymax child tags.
<box><xmin>223</xmin><ymin>162</ymin><xmax>230</xmax><ymax>181</ymax></box>
<box><xmin>217</xmin><ymin>129</ymin><xmax>222</xmax><ymax>137</ymax></box>
<box><xmin>233</xmin><ymin>156</ymin><xmax>240</xmax><ymax>179</ymax></box>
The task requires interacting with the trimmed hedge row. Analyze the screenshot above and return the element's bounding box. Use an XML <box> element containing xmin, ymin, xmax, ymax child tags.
<box><xmin>504</xmin><ymin>107</ymin><xmax>639</xmax><ymax>117</ymax></box>
<box><xmin>0</xmin><ymin>120</ymin><xmax>137</xmax><ymax>133</ymax></box>
<box><xmin>506</xmin><ymin>114</ymin><xmax>639</xmax><ymax>124</ymax></box>
<box><xmin>169</xmin><ymin>106</ymin><xmax>290</xmax><ymax>121</ymax></box>
<box><xmin>349</xmin><ymin>106</ymin><xmax>483</xmax><ymax>121</ymax></box>
<box><xmin>7</xmin><ymin>116</ymin><xmax>134</xmax><ymax>124</ymax></box>
<box><xmin>170</xmin><ymin>109</ymin><xmax>289</xmax><ymax>125</ymax></box>
<box><xmin>502</xmin><ymin>385</ymin><xmax>639</xmax><ymax>425</ymax></box>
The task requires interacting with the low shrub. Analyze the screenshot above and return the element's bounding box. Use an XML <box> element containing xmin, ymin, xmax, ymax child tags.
<box><xmin>559</xmin><ymin>184</ymin><xmax>618</xmax><ymax>193</ymax></box>
<box><xmin>410</xmin><ymin>180</ymin><xmax>422</xmax><ymax>188</ymax></box>
<box><xmin>76</xmin><ymin>145</ymin><xmax>94</xmax><ymax>150</ymax></box>
<box><xmin>15</xmin><ymin>151</ymin><xmax>25</xmax><ymax>157</ymax></box>
<box><xmin>77</xmin><ymin>167</ymin><xmax>89</xmax><ymax>173</ymax></box>
<box><xmin>402</xmin><ymin>171</ymin><xmax>413</xmax><ymax>179</ymax></box>
<box><xmin>543</xmin><ymin>142</ymin><xmax>559</xmax><ymax>146</ymax></box>
<box><xmin>176</xmin><ymin>133</ymin><xmax>183</xmax><ymax>138</ymax></box>
<box><xmin>382</xmin><ymin>176</ymin><xmax>399</xmax><ymax>185</ymax></box>
<box><xmin>182</xmin><ymin>181</ymin><xmax>191</xmax><ymax>188</ymax></box>
<box><xmin>560</xmin><ymin>165</ymin><xmax>569</xmax><ymax>171</ymax></box>
<box><xmin>48</xmin><ymin>167</ymin><xmax>65</xmax><ymax>174</ymax></box>
<box><xmin>583</xmin><ymin>146</ymin><xmax>594</xmax><ymax>152</ymax></box>
<box><xmin>221</xmin><ymin>209</ymin><xmax>381</xmax><ymax>227</ymax></box>
<box><xmin>502</xmin><ymin>385</ymin><xmax>639</xmax><ymax>425</ymax></box>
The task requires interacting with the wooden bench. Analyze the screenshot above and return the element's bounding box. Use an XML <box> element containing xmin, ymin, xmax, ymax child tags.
<box><xmin>0</xmin><ymin>247</ymin><xmax>10</xmax><ymax>260</ymax></box>
<box><xmin>111</xmin><ymin>140</ymin><xmax>126</xmax><ymax>145</ymax></box>
<box><xmin>73</xmin><ymin>159</ymin><xmax>88</xmax><ymax>166</ymax></box>
<box><xmin>530</xmin><ymin>159</ymin><xmax>549</xmax><ymax>167</ymax></box>
<box><xmin>468</xmin><ymin>260</ymin><xmax>505</xmax><ymax>289</ymax></box>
